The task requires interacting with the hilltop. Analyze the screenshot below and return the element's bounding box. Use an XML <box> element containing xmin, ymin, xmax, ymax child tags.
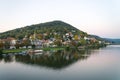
<box><xmin>0</xmin><ymin>20</ymin><xmax>86</xmax><ymax>39</ymax></box>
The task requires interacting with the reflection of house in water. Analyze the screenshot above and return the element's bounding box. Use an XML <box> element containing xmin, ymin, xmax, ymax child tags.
<box><xmin>14</xmin><ymin>50</ymin><xmax>91</xmax><ymax>69</ymax></box>
<box><xmin>0</xmin><ymin>55</ymin><xmax>3</xmax><ymax>61</ymax></box>
<box><xmin>0</xmin><ymin>53</ymin><xmax>15</xmax><ymax>63</ymax></box>
<box><xmin>0</xmin><ymin>49</ymin><xmax>93</xmax><ymax>69</ymax></box>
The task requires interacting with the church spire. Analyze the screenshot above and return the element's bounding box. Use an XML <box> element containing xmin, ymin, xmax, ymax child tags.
<box><xmin>34</xmin><ymin>31</ymin><xmax>36</xmax><ymax>39</ymax></box>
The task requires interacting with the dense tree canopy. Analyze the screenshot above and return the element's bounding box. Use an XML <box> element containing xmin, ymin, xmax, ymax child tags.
<box><xmin>0</xmin><ymin>20</ymin><xmax>86</xmax><ymax>39</ymax></box>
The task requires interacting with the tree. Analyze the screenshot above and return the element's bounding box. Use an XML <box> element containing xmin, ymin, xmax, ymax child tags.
<box><xmin>4</xmin><ymin>42</ymin><xmax>10</xmax><ymax>49</ymax></box>
<box><xmin>22</xmin><ymin>39</ymin><xmax>31</xmax><ymax>47</ymax></box>
<box><xmin>0</xmin><ymin>41</ymin><xmax>4</xmax><ymax>49</ymax></box>
<box><xmin>74</xmin><ymin>35</ymin><xmax>79</xmax><ymax>41</ymax></box>
<box><xmin>54</xmin><ymin>40</ymin><xmax>62</xmax><ymax>46</ymax></box>
<box><xmin>79</xmin><ymin>38</ymin><xmax>87</xmax><ymax>46</ymax></box>
<box><xmin>15</xmin><ymin>42</ymin><xmax>20</xmax><ymax>49</ymax></box>
<box><xmin>37</xmin><ymin>34</ymin><xmax>43</xmax><ymax>40</ymax></box>
<box><xmin>0</xmin><ymin>48</ymin><xmax>3</xmax><ymax>53</ymax></box>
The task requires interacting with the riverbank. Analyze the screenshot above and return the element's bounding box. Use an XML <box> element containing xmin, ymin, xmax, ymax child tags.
<box><xmin>0</xmin><ymin>47</ymin><xmax>65</xmax><ymax>54</ymax></box>
<box><xmin>1</xmin><ymin>49</ymin><xmax>29</xmax><ymax>54</ymax></box>
<box><xmin>0</xmin><ymin>44</ymin><xmax>107</xmax><ymax>54</ymax></box>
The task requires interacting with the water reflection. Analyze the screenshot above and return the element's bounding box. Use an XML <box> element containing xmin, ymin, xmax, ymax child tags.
<box><xmin>0</xmin><ymin>49</ymin><xmax>93</xmax><ymax>69</ymax></box>
<box><xmin>0</xmin><ymin>46</ymin><xmax>120</xmax><ymax>80</ymax></box>
<box><xmin>0</xmin><ymin>54</ymin><xmax>2</xmax><ymax>62</ymax></box>
<box><xmin>0</xmin><ymin>54</ymin><xmax>14</xmax><ymax>63</ymax></box>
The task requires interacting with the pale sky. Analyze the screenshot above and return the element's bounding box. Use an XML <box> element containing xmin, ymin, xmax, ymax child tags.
<box><xmin>0</xmin><ymin>0</ymin><xmax>120</xmax><ymax>38</ymax></box>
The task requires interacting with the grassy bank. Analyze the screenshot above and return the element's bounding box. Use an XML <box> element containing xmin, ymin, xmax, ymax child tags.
<box><xmin>0</xmin><ymin>47</ymin><xmax>65</xmax><ymax>54</ymax></box>
<box><xmin>2</xmin><ymin>49</ymin><xmax>28</xmax><ymax>54</ymax></box>
<box><xmin>42</xmin><ymin>47</ymin><xmax>65</xmax><ymax>51</ymax></box>
<box><xmin>0</xmin><ymin>44</ymin><xmax>106</xmax><ymax>54</ymax></box>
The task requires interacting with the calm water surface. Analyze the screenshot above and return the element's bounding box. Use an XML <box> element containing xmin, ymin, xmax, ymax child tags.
<box><xmin>0</xmin><ymin>45</ymin><xmax>120</xmax><ymax>80</ymax></box>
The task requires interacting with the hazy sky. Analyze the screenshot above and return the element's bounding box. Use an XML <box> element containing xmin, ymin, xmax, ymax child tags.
<box><xmin>0</xmin><ymin>0</ymin><xmax>120</xmax><ymax>38</ymax></box>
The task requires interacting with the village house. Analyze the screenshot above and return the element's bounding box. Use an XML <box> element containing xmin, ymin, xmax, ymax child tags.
<box><xmin>29</xmin><ymin>34</ymin><xmax>43</xmax><ymax>48</ymax></box>
<box><xmin>7</xmin><ymin>37</ymin><xmax>17</xmax><ymax>49</ymax></box>
<box><xmin>84</xmin><ymin>36</ymin><xmax>97</xmax><ymax>42</ymax></box>
<box><xmin>0</xmin><ymin>37</ymin><xmax>17</xmax><ymax>49</ymax></box>
<box><xmin>0</xmin><ymin>30</ymin><xmax>106</xmax><ymax>50</ymax></box>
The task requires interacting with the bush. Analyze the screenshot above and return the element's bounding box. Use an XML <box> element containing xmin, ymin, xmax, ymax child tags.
<box><xmin>65</xmin><ymin>46</ymin><xmax>70</xmax><ymax>51</ymax></box>
<box><xmin>0</xmin><ymin>49</ymin><xmax>3</xmax><ymax>53</ymax></box>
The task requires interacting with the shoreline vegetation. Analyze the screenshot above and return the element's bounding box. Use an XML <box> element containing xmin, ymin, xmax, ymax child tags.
<box><xmin>0</xmin><ymin>47</ymin><xmax>65</xmax><ymax>54</ymax></box>
<box><xmin>0</xmin><ymin>44</ymin><xmax>107</xmax><ymax>54</ymax></box>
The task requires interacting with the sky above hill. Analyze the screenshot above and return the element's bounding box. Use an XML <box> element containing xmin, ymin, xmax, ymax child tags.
<box><xmin>0</xmin><ymin>0</ymin><xmax>120</xmax><ymax>38</ymax></box>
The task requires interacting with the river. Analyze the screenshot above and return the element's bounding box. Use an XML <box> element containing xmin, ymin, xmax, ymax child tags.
<box><xmin>0</xmin><ymin>45</ymin><xmax>120</xmax><ymax>80</ymax></box>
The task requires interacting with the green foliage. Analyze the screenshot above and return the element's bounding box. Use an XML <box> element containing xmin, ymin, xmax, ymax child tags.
<box><xmin>0</xmin><ymin>20</ymin><xmax>85</xmax><ymax>39</ymax></box>
<box><xmin>79</xmin><ymin>38</ymin><xmax>87</xmax><ymax>46</ymax></box>
<box><xmin>0</xmin><ymin>42</ymin><xmax>4</xmax><ymax>49</ymax></box>
<box><xmin>0</xmin><ymin>49</ymin><xmax>3</xmax><ymax>53</ymax></box>
<box><xmin>54</xmin><ymin>40</ymin><xmax>62</xmax><ymax>46</ymax></box>
<box><xmin>2</xmin><ymin>49</ymin><xmax>28</xmax><ymax>53</ymax></box>
<box><xmin>65</xmin><ymin>46</ymin><xmax>70</xmax><ymax>51</ymax></box>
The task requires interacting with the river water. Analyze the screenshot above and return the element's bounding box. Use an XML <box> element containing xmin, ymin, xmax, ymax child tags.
<box><xmin>0</xmin><ymin>45</ymin><xmax>120</xmax><ymax>80</ymax></box>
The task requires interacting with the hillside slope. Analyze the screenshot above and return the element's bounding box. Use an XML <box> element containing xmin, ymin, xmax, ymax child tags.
<box><xmin>0</xmin><ymin>20</ymin><xmax>86</xmax><ymax>39</ymax></box>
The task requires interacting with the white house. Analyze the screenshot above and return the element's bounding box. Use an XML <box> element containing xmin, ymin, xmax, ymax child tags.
<box><xmin>7</xmin><ymin>37</ymin><xmax>17</xmax><ymax>49</ymax></box>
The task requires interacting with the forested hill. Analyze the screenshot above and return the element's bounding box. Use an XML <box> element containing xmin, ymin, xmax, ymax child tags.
<box><xmin>103</xmin><ymin>38</ymin><xmax>120</xmax><ymax>44</ymax></box>
<box><xmin>0</xmin><ymin>20</ymin><xmax>87</xmax><ymax>39</ymax></box>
